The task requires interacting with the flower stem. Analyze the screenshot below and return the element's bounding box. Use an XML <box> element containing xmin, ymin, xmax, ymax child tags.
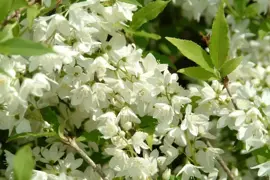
<box><xmin>206</xmin><ymin>140</ymin><xmax>235</xmax><ymax>180</ymax></box>
<box><xmin>62</xmin><ymin>137</ymin><xmax>108</xmax><ymax>180</ymax></box>
<box><xmin>223</xmin><ymin>76</ymin><xmax>238</xmax><ymax>110</ymax></box>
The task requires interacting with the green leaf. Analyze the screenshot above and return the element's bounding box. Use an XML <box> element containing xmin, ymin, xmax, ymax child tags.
<box><xmin>117</xmin><ymin>0</ymin><xmax>142</xmax><ymax>7</ymax></box>
<box><xmin>258</xmin><ymin>19</ymin><xmax>270</xmax><ymax>39</ymax></box>
<box><xmin>252</xmin><ymin>146</ymin><xmax>270</xmax><ymax>164</ymax></box>
<box><xmin>234</xmin><ymin>0</ymin><xmax>247</xmax><ymax>16</ymax></box>
<box><xmin>40</xmin><ymin>107</ymin><xmax>59</xmax><ymax>132</ymax></box>
<box><xmin>0</xmin><ymin>23</ymin><xmax>19</xmax><ymax>42</ymax></box>
<box><xmin>7</xmin><ymin>132</ymin><xmax>56</xmax><ymax>142</ymax></box>
<box><xmin>146</xmin><ymin>134</ymin><xmax>153</xmax><ymax>150</ymax></box>
<box><xmin>138</xmin><ymin>116</ymin><xmax>158</xmax><ymax>134</ymax></box>
<box><xmin>0</xmin><ymin>0</ymin><xmax>28</xmax><ymax>23</ymax></box>
<box><xmin>244</xmin><ymin>3</ymin><xmax>259</xmax><ymax>18</ymax></box>
<box><xmin>178</xmin><ymin>66</ymin><xmax>216</xmax><ymax>80</ymax></box>
<box><xmin>166</xmin><ymin>37</ymin><xmax>214</xmax><ymax>72</ymax></box>
<box><xmin>131</xmin><ymin>1</ymin><xmax>169</xmax><ymax>30</ymax></box>
<box><xmin>0</xmin><ymin>0</ymin><xmax>12</xmax><ymax>22</ymax></box>
<box><xmin>27</xmin><ymin>5</ymin><xmax>40</xmax><ymax>29</ymax></box>
<box><xmin>0</xmin><ymin>38</ymin><xmax>53</xmax><ymax>56</ymax></box>
<box><xmin>220</xmin><ymin>56</ymin><xmax>242</xmax><ymax>77</ymax></box>
<box><xmin>209</xmin><ymin>2</ymin><xmax>229</xmax><ymax>69</ymax></box>
<box><xmin>124</xmin><ymin>27</ymin><xmax>161</xmax><ymax>40</ymax></box>
<box><xmin>13</xmin><ymin>145</ymin><xmax>35</xmax><ymax>180</ymax></box>
<box><xmin>77</xmin><ymin>130</ymin><xmax>104</xmax><ymax>144</ymax></box>
<box><xmin>11</xmin><ymin>0</ymin><xmax>28</xmax><ymax>12</ymax></box>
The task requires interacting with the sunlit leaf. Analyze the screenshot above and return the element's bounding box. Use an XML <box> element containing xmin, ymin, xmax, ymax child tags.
<box><xmin>166</xmin><ymin>37</ymin><xmax>214</xmax><ymax>72</ymax></box>
<box><xmin>131</xmin><ymin>1</ymin><xmax>169</xmax><ymax>30</ymax></box>
<box><xmin>209</xmin><ymin>2</ymin><xmax>229</xmax><ymax>69</ymax></box>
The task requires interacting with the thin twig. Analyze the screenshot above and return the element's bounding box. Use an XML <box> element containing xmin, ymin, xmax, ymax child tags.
<box><xmin>62</xmin><ymin>137</ymin><xmax>108</xmax><ymax>180</ymax></box>
<box><xmin>223</xmin><ymin>76</ymin><xmax>238</xmax><ymax>110</ymax></box>
<box><xmin>206</xmin><ymin>140</ymin><xmax>235</xmax><ymax>180</ymax></box>
<box><xmin>1</xmin><ymin>0</ymin><xmax>37</xmax><ymax>28</ymax></box>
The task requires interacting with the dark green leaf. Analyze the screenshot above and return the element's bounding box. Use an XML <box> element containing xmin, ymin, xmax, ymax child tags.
<box><xmin>178</xmin><ymin>66</ymin><xmax>216</xmax><ymax>80</ymax></box>
<box><xmin>131</xmin><ymin>1</ymin><xmax>169</xmax><ymax>30</ymax></box>
<box><xmin>7</xmin><ymin>132</ymin><xmax>56</xmax><ymax>142</ymax></box>
<box><xmin>118</xmin><ymin>0</ymin><xmax>142</xmax><ymax>7</ymax></box>
<box><xmin>209</xmin><ymin>2</ymin><xmax>229</xmax><ymax>69</ymax></box>
<box><xmin>77</xmin><ymin>130</ymin><xmax>104</xmax><ymax>144</ymax></box>
<box><xmin>13</xmin><ymin>145</ymin><xmax>35</xmax><ymax>180</ymax></box>
<box><xmin>27</xmin><ymin>5</ymin><xmax>40</xmax><ymax>28</ymax></box>
<box><xmin>0</xmin><ymin>38</ymin><xmax>53</xmax><ymax>56</ymax></box>
<box><xmin>220</xmin><ymin>56</ymin><xmax>242</xmax><ymax>77</ymax></box>
<box><xmin>252</xmin><ymin>146</ymin><xmax>270</xmax><ymax>164</ymax></box>
<box><xmin>138</xmin><ymin>116</ymin><xmax>158</xmax><ymax>134</ymax></box>
<box><xmin>124</xmin><ymin>27</ymin><xmax>161</xmax><ymax>40</ymax></box>
<box><xmin>151</xmin><ymin>51</ymin><xmax>177</xmax><ymax>70</ymax></box>
<box><xmin>166</xmin><ymin>37</ymin><xmax>214</xmax><ymax>72</ymax></box>
<box><xmin>40</xmin><ymin>107</ymin><xmax>59</xmax><ymax>132</ymax></box>
<box><xmin>258</xmin><ymin>19</ymin><xmax>270</xmax><ymax>39</ymax></box>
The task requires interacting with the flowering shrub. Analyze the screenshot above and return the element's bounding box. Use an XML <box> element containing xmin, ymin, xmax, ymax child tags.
<box><xmin>0</xmin><ymin>0</ymin><xmax>269</xmax><ymax>180</ymax></box>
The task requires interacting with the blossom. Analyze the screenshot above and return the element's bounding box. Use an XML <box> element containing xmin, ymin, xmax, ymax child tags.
<box><xmin>251</xmin><ymin>161</ymin><xmax>270</xmax><ymax>177</ymax></box>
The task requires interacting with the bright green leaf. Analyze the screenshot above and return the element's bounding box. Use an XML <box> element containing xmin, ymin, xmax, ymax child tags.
<box><xmin>244</xmin><ymin>3</ymin><xmax>259</xmax><ymax>18</ymax></box>
<box><xmin>178</xmin><ymin>66</ymin><xmax>217</xmax><ymax>80</ymax></box>
<box><xmin>7</xmin><ymin>132</ymin><xmax>56</xmax><ymax>142</ymax></box>
<box><xmin>166</xmin><ymin>37</ymin><xmax>214</xmax><ymax>72</ymax></box>
<box><xmin>209</xmin><ymin>2</ymin><xmax>229</xmax><ymax>69</ymax></box>
<box><xmin>0</xmin><ymin>38</ymin><xmax>53</xmax><ymax>56</ymax></box>
<box><xmin>27</xmin><ymin>5</ymin><xmax>40</xmax><ymax>28</ymax></box>
<box><xmin>146</xmin><ymin>134</ymin><xmax>153</xmax><ymax>150</ymax></box>
<box><xmin>0</xmin><ymin>23</ymin><xmax>19</xmax><ymax>42</ymax></box>
<box><xmin>11</xmin><ymin>0</ymin><xmax>28</xmax><ymax>12</ymax></box>
<box><xmin>131</xmin><ymin>1</ymin><xmax>169</xmax><ymax>30</ymax></box>
<box><xmin>40</xmin><ymin>107</ymin><xmax>59</xmax><ymax>132</ymax></box>
<box><xmin>0</xmin><ymin>0</ymin><xmax>12</xmax><ymax>22</ymax></box>
<box><xmin>118</xmin><ymin>0</ymin><xmax>142</xmax><ymax>7</ymax></box>
<box><xmin>234</xmin><ymin>0</ymin><xmax>247</xmax><ymax>17</ymax></box>
<box><xmin>220</xmin><ymin>56</ymin><xmax>242</xmax><ymax>77</ymax></box>
<box><xmin>13</xmin><ymin>145</ymin><xmax>35</xmax><ymax>180</ymax></box>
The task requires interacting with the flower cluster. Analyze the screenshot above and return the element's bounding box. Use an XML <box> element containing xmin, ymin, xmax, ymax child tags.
<box><xmin>0</xmin><ymin>0</ymin><xmax>269</xmax><ymax>180</ymax></box>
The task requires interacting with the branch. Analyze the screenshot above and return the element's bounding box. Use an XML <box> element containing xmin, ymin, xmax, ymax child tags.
<box><xmin>1</xmin><ymin>0</ymin><xmax>37</xmax><ymax>28</ymax></box>
<box><xmin>206</xmin><ymin>140</ymin><xmax>235</xmax><ymax>180</ymax></box>
<box><xmin>62</xmin><ymin>137</ymin><xmax>108</xmax><ymax>180</ymax></box>
<box><xmin>223</xmin><ymin>76</ymin><xmax>238</xmax><ymax>110</ymax></box>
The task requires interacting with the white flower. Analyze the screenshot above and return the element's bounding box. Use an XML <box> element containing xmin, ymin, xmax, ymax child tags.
<box><xmin>181</xmin><ymin>105</ymin><xmax>209</xmax><ymax>136</ymax></box>
<box><xmin>176</xmin><ymin>164</ymin><xmax>202</xmax><ymax>180</ymax></box>
<box><xmin>167</xmin><ymin>127</ymin><xmax>187</xmax><ymax>146</ymax></box>
<box><xmin>46</xmin><ymin>14</ymin><xmax>70</xmax><ymax>38</ymax></box>
<box><xmin>117</xmin><ymin>106</ymin><xmax>141</xmax><ymax>130</ymax></box>
<box><xmin>40</xmin><ymin>143</ymin><xmax>65</xmax><ymax>164</ymax></box>
<box><xmin>195</xmin><ymin>147</ymin><xmax>224</xmax><ymax>171</ymax></box>
<box><xmin>97</xmin><ymin>112</ymin><xmax>119</xmax><ymax>139</ymax></box>
<box><xmin>171</xmin><ymin>95</ymin><xmax>191</xmax><ymax>114</ymax></box>
<box><xmin>129</xmin><ymin>132</ymin><xmax>149</xmax><ymax>154</ymax></box>
<box><xmin>251</xmin><ymin>161</ymin><xmax>270</xmax><ymax>177</ymax></box>
<box><xmin>58</xmin><ymin>153</ymin><xmax>83</xmax><ymax>176</ymax></box>
<box><xmin>153</xmin><ymin>103</ymin><xmax>174</xmax><ymax>123</ymax></box>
